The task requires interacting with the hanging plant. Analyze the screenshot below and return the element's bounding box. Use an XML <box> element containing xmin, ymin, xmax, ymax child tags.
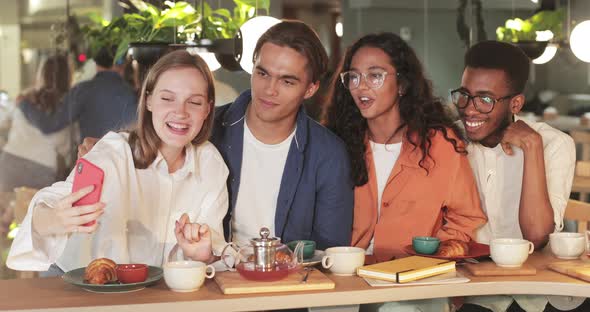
<box><xmin>496</xmin><ymin>8</ymin><xmax>565</xmax><ymax>43</ymax></box>
<box><xmin>82</xmin><ymin>0</ymin><xmax>270</xmax><ymax>65</ymax></box>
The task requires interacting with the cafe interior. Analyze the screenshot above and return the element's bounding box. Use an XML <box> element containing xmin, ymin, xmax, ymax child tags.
<box><xmin>1</xmin><ymin>0</ymin><xmax>590</xmax><ymax>311</ymax></box>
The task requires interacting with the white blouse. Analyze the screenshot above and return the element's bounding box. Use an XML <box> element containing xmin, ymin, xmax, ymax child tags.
<box><xmin>7</xmin><ymin>132</ymin><xmax>229</xmax><ymax>272</ymax></box>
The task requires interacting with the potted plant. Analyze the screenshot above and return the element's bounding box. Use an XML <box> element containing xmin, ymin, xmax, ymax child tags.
<box><xmin>82</xmin><ymin>13</ymin><xmax>126</xmax><ymax>65</ymax></box>
<box><xmin>118</xmin><ymin>0</ymin><xmax>200</xmax><ymax>66</ymax></box>
<box><xmin>496</xmin><ymin>9</ymin><xmax>565</xmax><ymax>59</ymax></box>
<box><xmin>82</xmin><ymin>0</ymin><xmax>270</xmax><ymax>68</ymax></box>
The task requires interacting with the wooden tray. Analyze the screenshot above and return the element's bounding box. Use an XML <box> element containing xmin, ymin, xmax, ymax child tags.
<box><xmin>548</xmin><ymin>260</ymin><xmax>590</xmax><ymax>282</ymax></box>
<box><xmin>214</xmin><ymin>269</ymin><xmax>335</xmax><ymax>295</ymax></box>
<box><xmin>464</xmin><ymin>261</ymin><xmax>537</xmax><ymax>276</ymax></box>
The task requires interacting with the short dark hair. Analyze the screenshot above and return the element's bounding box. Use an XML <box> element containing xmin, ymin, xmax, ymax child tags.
<box><xmin>464</xmin><ymin>40</ymin><xmax>530</xmax><ymax>94</ymax></box>
<box><xmin>252</xmin><ymin>20</ymin><xmax>328</xmax><ymax>83</ymax></box>
<box><xmin>93</xmin><ymin>46</ymin><xmax>116</xmax><ymax>68</ymax></box>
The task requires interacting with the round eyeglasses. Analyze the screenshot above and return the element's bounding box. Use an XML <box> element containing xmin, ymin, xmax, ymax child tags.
<box><xmin>340</xmin><ymin>71</ymin><xmax>392</xmax><ymax>90</ymax></box>
<box><xmin>450</xmin><ymin>89</ymin><xmax>517</xmax><ymax>114</ymax></box>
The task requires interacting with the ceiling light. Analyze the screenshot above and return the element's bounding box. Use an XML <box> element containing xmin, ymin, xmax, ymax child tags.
<box><xmin>335</xmin><ymin>22</ymin><xmax>343</xmax><ymax>38</ymax></box>
<box><xmin>533</xmin><ymin>43</ymin><xmax>558</xmax><ymax>64</ymax></box>
<box><xmin>239</xmin><ymin>16</ymin><xmax>281</xmax><ymax>74</ymax></box>
<box><xmin>570</xmin><ymin>20</ymin><xmax>590</xmax><ymax>63</ymax></box>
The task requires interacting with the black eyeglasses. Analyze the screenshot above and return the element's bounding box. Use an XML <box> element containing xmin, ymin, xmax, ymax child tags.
<box><xmin>450</xmin><ymin>89</ymin><xmax>517</xmax><ymax>114</ymax></box>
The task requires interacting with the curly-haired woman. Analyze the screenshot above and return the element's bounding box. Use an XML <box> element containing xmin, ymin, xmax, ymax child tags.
<box><xmin>324</xmin><ymin>32</ymin><xmax>486</xmax><ymax>264</ymax></box>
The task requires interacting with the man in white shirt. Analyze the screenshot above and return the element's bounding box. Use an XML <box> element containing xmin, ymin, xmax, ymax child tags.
<box><xmin>452</xmin><ymin>41</ymin><xmax>580</xmax><ymax>312</ymax></box>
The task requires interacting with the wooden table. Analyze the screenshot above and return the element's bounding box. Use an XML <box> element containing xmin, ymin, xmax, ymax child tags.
<box><xmin>0</xmin><ymin>253</ymin><xmax>588</xmax><ymax>312</ymax></box>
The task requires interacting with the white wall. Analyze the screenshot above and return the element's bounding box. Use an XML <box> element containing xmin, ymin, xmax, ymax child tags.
<box><xmin>0</xmin><ymin>1</ymin><xmax>21</xmax><ymax>98</ymax></box>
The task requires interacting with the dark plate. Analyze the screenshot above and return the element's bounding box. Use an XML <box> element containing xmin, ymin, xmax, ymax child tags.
<box><xmin>404</xmin><ymin>242</ymin><xmax>490</xmax><ymax>260</ymax></box>
<box><xmin>62</xmin><ymin>266</ymin><xmax>163</xmax><ymax>293</ymax></box>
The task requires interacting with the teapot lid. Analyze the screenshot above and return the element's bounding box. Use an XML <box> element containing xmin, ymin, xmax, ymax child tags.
<box><xmin>250</xmin><ymin>227</ymin><xmax>281</xmax><ymax>247</ymax></box>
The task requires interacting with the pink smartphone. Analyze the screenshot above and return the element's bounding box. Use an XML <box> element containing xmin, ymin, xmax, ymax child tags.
<box><xmin>72</xmin><ymin>158</ymin><xmax>104</xmax><ymax>226</ymax></box>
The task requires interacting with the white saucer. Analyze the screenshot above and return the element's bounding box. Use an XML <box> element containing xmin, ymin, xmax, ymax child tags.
<box><xmin>302</xmin><ymin>250</ymin><xmax>325</xmax><ymax>267</ymax></box>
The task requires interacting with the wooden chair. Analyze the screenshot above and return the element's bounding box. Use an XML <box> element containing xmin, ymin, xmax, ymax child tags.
<box><xmin>564</xmin><ymin>199</ymin><xmax>590</xmax><ymax>233</ymax></box>
<box><xmin>570</xmin><ymin>130</ymin><xmax>590</xmax><ymax>161</ymax></box>
<box><xmin>10</xmin><ymin>187</ymin><xmax>38</xmax><ymax>279</ymax></box>
<box><xmin>572</xmin><ymin>161</ymin><xmax>590</xmax><ymax>198</ymax></box>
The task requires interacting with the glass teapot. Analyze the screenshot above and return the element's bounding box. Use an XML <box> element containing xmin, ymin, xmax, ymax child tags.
<box><xmin>221</xmin><ymin>227</ymin><xmax>304</xmax><ymax>281</ymax></box>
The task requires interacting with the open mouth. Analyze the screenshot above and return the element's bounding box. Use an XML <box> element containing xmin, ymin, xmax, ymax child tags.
<box><xmin>357</xmin><ymin>95</ymin><xmax>374</xmax><ymax>109</ymax></box>
<box><xmin>464</xmin><ymin>120</ymin><xmax>486</xmax><ymax>131</ymax></box>
<box><xmin>166</xmin><ymin>121</ymin><xmax>190</xmax><ymax>135</ymax></box>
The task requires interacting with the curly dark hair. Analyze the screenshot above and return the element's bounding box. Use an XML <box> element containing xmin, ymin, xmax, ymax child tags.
<box><xmin>323</xmin><ymin>32</ymin><xmax>465</xmax><ymax>187</ymax></box>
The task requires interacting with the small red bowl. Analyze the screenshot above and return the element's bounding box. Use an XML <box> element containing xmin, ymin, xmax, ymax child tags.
<box><xmin>116</xmin><ymin>264</ymin><xmax>148</xmax><ymax>284</ymax></box>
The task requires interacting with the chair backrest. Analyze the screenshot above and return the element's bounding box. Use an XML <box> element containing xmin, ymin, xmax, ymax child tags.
<box><xmin>576</xmin><ymin>160</ymin><xmax>590</xmax><ymax>177</ymax></box>
<box><xmin>570</xmin><ymin>130</ymin><xmax>590</xmax><ymax>160</ymax></box>
<box><xmin>13</xmin><ymin>187</ymin><xmax>37</xmax><ymax>224</ymax></box>
<box><xmin>564</xmin><ymin>199</ymin><xmax>590</xmax><ymax>233</ymax></box>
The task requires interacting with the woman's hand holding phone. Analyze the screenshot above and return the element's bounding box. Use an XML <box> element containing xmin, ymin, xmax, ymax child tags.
<box><xmin>32</xmin><ymin>185</ymin><xmax>105</xmax><ymax>236</ymax></box>
<box><xmin>174</xmin><ymin>213</ymin><xmax>215</xmax><ymax>263</ymax></box>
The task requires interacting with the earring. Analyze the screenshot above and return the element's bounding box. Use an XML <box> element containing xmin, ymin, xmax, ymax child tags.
<box><xmin>398</xmin><ymin>91</ymin><xmax>404</xmax><ymax>97</ymax></box>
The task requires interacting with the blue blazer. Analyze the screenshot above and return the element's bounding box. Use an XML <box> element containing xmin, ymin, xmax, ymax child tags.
<box><xmin>211</xmin><ymin>90</ymin><xmax>354</xmax><ymax>250</ymax></box>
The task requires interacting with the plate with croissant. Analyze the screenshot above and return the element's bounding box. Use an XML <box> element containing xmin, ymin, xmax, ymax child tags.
<box><xmin>404</xmin><ymin>240</ymin><xmax>490</xmax><ymax>261</ymax></box>
<box><xmin>62</xmin><ymin>258</ymin><xmax>163</xmax><ymax>293</ymax></box>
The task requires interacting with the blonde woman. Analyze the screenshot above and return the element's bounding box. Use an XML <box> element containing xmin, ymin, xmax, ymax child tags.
<box><xmin>8</xmin><ymin>50</ymin><xmax>228</xmax><ymax>274</ymax></box>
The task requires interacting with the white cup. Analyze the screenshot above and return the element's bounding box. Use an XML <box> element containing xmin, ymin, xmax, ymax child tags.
<box><xmin>321</xmin><ymin>246</ymin><xmax>365</xmax><ymax>276</ymax></box>
<box><xmin>163</xmin><ymin>261</ymin><xmax>215</xmax><ymax>292</ymax></box>
<box><xmin>490</xmin><ymin>238</ymin><xmax>534</xmax><ymax>268</ymax></box>
<box><xmin>550</xmin><ymin>232</ymin><xmax>586</xmax><ymax>259</ymax></box>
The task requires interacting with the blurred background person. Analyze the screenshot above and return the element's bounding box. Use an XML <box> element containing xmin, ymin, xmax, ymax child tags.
<box><xmin>18</xmin><ymin>47</ymin><xmax>138</xmax><ymax>142</ymax></box>
<box><xmin>0</xmin><ymin>54</ymin><xmax>77</xmax><ymax>193</ymax></box>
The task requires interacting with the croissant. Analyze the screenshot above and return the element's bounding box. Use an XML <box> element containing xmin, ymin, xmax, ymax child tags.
<box><xmin>436</xmin><ymin>240</ymin><xmax>469</xmax><ymax>257</ymax></box>
<box><xmin>84</xmin><ymin>258</ymin><xmax>118</xmax><ymax>285</ymax></box>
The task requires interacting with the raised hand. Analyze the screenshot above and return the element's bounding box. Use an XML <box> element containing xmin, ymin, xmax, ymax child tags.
<box><xmin>500</xmin><ymin>120</ymin><xmax>542</xmax><ymax>155</ymax></box>
<box><xmin>32</xmin><ymin>185</ymin><xmax>105</xmax><ymax>236</ymax></box>
<box><xmin>174</xmin><ymin>213</ymin><xmax>215</xmax><ymax>263</ymax></box>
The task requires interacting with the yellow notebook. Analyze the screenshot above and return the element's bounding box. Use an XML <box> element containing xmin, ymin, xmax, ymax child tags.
<box><xmin>356</xmin><ymin>256</ymin><xmax>456</xmax><ymax>283</ymax></box>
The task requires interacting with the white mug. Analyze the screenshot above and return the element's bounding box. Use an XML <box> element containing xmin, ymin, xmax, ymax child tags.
<box><xmin>321</xmin><ymin>246</ymin><xmax>365</xmax><ymax>276</ymax></box>
<box><xmin>490</xmin><ymin>238</ymin><xmax>534</xmax><ymax>268</ymax></box>
<box><xmin>550</xmin><ymin>232</ymin><xmax>586</xmax><ymax>259</ymax></box>
<box><xmin>164</xmin><ymin>260</ymin><xmax>215</xmax><ymax>292</ymax></box>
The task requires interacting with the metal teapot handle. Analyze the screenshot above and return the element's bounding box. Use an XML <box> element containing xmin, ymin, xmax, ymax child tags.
<box><xmin>220</xmin><ymin>242</ymin><xmax>239</xmax><ymax>271</ymax></box>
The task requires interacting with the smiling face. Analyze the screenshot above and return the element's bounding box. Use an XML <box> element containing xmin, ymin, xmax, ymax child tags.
<box><xmin>458</xmin><ymin>67</ymin><xmax>524</xmax><ymax>146</ymax></box>
<box><xmin>147</xmin><ymin>67</ymin><xmax>210</xmax><ymax>155</ymax></box>
<box><xmin>349</xmin><ymin>46</ymin><xmax>401</xmax><ymax>122</ymax></box>
<box><xmin>249</xmin><ymin>42</ymin><xmax>319</xmax><ymax>126</ymax></box>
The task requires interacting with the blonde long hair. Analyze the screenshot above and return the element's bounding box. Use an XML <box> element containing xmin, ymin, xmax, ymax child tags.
<box><xmin>128</xmin><ymin>50</ymin><xmax>216</xmax><ymax>169</ymax></box>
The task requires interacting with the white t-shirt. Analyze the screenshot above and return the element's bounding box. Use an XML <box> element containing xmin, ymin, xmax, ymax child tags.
<box><xmin>366</xmin><ymin>141</ymin><xmax>401</xmax><ymax>255</ymax></box>
<box><xmin>7</xmin><ymin>132</ymin><xmax>229</xmax><ymax>272</ymax></box>
<box><xmin>231</xmin><ymin>122</ymin><xmax>295</xmax><ymax>246</ymax></box>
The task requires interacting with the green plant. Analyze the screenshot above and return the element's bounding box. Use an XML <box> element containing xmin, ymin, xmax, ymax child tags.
<box><xmin>82</xmin><ymin>12</ymin><xmax>125</xmax><ymax>62</ymax></box>
<box><xmin>195</xmin><ymin>0</ymin><xmax>270</xmax><ymax>40</ymax></box>
<box><xmin>496</xmin><ymin>8</ymin><xmax>565</xmax><ymax>42</ymax></box>
<box><xmin>82</xmin><ymin>0</ymin><xmax>270</xmax><ymax>64</ymax></box>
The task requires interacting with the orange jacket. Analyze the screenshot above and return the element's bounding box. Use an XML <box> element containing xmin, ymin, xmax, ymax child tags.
<box><xmin>351</xmin><ymin>130</ymin><xmax>487</xmax><ymax>263</ymax></box>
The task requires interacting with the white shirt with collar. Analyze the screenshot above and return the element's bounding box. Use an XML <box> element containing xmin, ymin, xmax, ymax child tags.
<box><xmin>465</xmin><ymin>116</ymin><xmax>576</xmax><ymax>312</ymax></box>
<box><xmin>468</xmin><ymin>116</ymin><xmax>575</xmax><ymax>243</ymax></box>
<box><xmin>7</xmin><ymin>131</ymin><xmax>229</xmax><ymax>272</ymax></box>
